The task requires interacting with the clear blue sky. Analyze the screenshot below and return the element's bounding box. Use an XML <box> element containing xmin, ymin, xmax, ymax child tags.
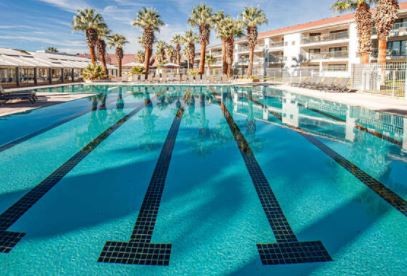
<box><xmin>0</xmin><ymin>0</ymin><xmax>337</xmax><ymax>54</ymax></box>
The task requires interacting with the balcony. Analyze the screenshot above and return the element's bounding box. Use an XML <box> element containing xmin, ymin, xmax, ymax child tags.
<box><xmin>371</xmin><ymin>49</ymin><xmax>407</xmax><ymax>60</ymax></box>
<box><xmin>301</xmin><ymin>31</ymin><xmax>349</xmax><ymax>45</ymax></box>
<box><xmin>238</xmin><ymin>45</ymin><xmax>264</xmax><ymax>53</ymax></box>
<box><xmin>237</xmin><ymin>57</ymin><xmax>265</xmax><ymax>65</ymax></box>
<box><xmin>268</xmin><ymin>55</ymin><xmax>284</xmax><ymax>64</ymax></box>
<box><xmin>372</xmin><ymin>22</ymin><xmax>407</xmax><ymax>35</ymax></box>
<box><xmin>308</xmin><ymin>50</ymin><xmax>349</xmax><ymax>60</ymax></box>
<box><xmin>269</xmin><ymin>41</ymin><xmax>284</xmax><ymax>48</ymax></box>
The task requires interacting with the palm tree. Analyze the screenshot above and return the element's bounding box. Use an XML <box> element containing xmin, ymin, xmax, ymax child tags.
<box><xmin>171</xmin><ymin>34</ymin><xmax>183</xmax><ymax>66</ymax></box>
<box><xmin>155</xmin><ymin>40</ymin><xmax>167</xmax><ymax>65</ymax></box>
<box><xmin>165</xmin><ymin>45</ymin><xmax>176</xmax><ymax>63</ymax></box>
<box><xmin>107</xmin><ymin>34</ymin><xmax>128</xmax><ymax>77</ymax></box>
<box><xmin>132</xmin><ymin>8</ymin><xmax>164</xmax><ymax>77</ymax></box>
<box><xmin>375</xmin><ymin>0</ymin><xmax>399</xmax><ymax>65</ymax></box>
<box><xmin>182</xmin><ymin>30</ymin><xmax>198</xmax><ymax>69</ymax></box>
<box><xmin>46</xmin><ymin>47</ymin><xmax>58</xmax><ymax>53</ymax></box>
<box><xmin>206</xmin><ymin>54</ymin><xmax>216</xmax><ymax>74</ymax></box>
<box><xmin>96</xmin><ymin>24</ymin><xmax>110</xmax><ymax>76</ymax></box>
<box><xmin>333</xmin><ymin>0</ymin><xmax>375</xmax><ymax>64</ymax></box>
<box><xmin>241</xmin><ymin>7</ymin><xmax>268</xmax><ymax>76</ymax></box>
<box><xmin>135</xmin><ymin>50</ymin><xmax>145</xmax><ymax>63</ymax></box>
<box><xmin>212</xmin><ymin>11</ymin><xmax>227</xmax><ymax>75</ymax></box>
<box><xmin>217</xmin><ymin>17</ymin><xmax>244</xmax><ymax>78</ymax></box>
<box><xmin>73</xmin><ymin>9</ymin><xmax>106</xmax><ymax>65</ymax></box>
<box><xmin>188</xmin><ymin>4</ymin><xmax>213</xmax><ymax>75</ymax></box>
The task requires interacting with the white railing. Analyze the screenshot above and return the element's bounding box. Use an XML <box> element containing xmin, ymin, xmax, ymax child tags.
<box><xmin>302</xmin><ymin>31</ymin><xmax>349</xmax><ymax>44</ymax></box>
<box><xmin>269</xmin><ymin>41</ymin><xmax>284</xmax><ymax>48</ymax></box>
<box><xmin>308</xmin><ymin>51</ymin><xmax>348</xmax><ymax>60</ymax></box>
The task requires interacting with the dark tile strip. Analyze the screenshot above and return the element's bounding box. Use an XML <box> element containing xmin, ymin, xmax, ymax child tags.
<box><xmin>250</xmin><ymin>95</ymin><xmax>407</xmax><ymax>217</ymax></box>
<box><xmin>98</xmin><ymin>107</ymin><xmax>185</xmax><ymax>266</ymax></box>
<box><xmin>303</xmin><ymin>134</ymin><xmax>407</xmax><ymax>216</ymax></box>
<box><xmin>0</xmin><ymin>99</ymin><xmax>148</xmax><ymax>253</ymax></box>
<box><xmin>0</xmin><ymin>95</ymin><xmax>120</xmax><ymax>153</ymax></box>
<box><xmin>220</xmin><ymin>102</ymin><xmax>331</xmax><ymax>265</ymax></box>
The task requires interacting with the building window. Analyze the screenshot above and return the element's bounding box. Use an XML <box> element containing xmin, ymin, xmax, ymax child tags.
<box><xmin>19</xmin><ymin>68</ymin><xmax>35</xmax><ymax>84</ymax></box>
<box><xmin>51</xmin><ymin>68</ymin><xmax>62</xmax><ymax>82</ymax></box>
<box><xmin>387</xmin><ymin>40</ymin><xmax>407</xmax><ymax>56</ymax></box>
<box><xmin>37</xmin><ymin>68</ymin><xmax>49</xmax><ymax>84</ymax></box>
<box><xmin>0</xmin><ymin>67</ymin><xmax>16</xmax><ymax>85</ymax></box>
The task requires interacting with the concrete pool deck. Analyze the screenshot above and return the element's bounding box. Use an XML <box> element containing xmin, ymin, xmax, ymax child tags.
<box><xmin>277</xmin><ymin>84</ymin><xmax>407</xmax><ymax>115</ymax></box>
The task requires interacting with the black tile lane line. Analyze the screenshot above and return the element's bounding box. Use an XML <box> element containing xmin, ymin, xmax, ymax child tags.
<box><xmin>248</xmin><ymin>95</ymin><xmax>407</xmax><ymax>216</ymax></box>
<box><xmin>98</xmin><ymin>107</ymin><xmax>185</xmax><ymax>266</ymax></box>
<box><xmin>252</xmin><ymin>96</ymin><xmax>407</xmax><ymax>217</ymax></box>
<box><xmin>0</xmin><ymin>94</ymin><xmax>123</xmax><ymax>153</ymax></box>
<box><xmin>302</xmin><ymin>134</ymin><xmax>407</xmax><ymax>216</ymax></box>
<box><xmin>0</xmin><ymin>99</ymin><xmax>150</xmax><ymax>253</ymax></box>
<box><xmin>220</xmin><ymin>102</ymin><xmax>332</xmax><ymax>265</ymax></box>
<box><xmin>250</xmin><ymin>95</ymin><xmax>407</xmax><ymax>216</ymax></box>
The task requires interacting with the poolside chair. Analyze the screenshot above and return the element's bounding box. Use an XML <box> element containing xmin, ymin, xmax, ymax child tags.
<box><xmin>0</xmin><ymin>85</ymin><xmax>38</xmax><ymax>104</ymax></box>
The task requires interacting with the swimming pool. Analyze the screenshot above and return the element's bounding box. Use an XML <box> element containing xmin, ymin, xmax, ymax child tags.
<box><xmin>0</xmin><ymin>84</ymin><xmax>406</xmax><ymax>275</ymax></box>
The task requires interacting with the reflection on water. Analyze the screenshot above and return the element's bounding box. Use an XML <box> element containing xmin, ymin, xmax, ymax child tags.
<box><xmin>228</xmin><ymin>85</ymin><xmax>407</xmax><ymax>197</ymax></box>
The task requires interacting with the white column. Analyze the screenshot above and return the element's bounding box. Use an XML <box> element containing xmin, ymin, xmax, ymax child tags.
<box><xmin>403</xmin><ymin>118</ymin><xmax>407</xmax><ymax>152</ymax></box>
<box><xmin>345</xmin><ymin>105</ymin><xmax>356</xmax><ymax>142</ymax></box>
<box><xmin>348</xmin><ymin>22</ymin><xmax>359</xmax><ymax>77</ymax></box>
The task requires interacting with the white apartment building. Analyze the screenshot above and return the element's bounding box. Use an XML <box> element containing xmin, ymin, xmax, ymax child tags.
<box><xmin>197</xmin><ymin>2</ymin><xmax>407</xmax><ymax>77</ymax></box>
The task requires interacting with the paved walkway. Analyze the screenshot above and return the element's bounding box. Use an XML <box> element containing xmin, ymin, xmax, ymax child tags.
<box><xmin>277</xmin><ymin>85</ymin><xmax>407</xmax><ymax>115</ymax></box>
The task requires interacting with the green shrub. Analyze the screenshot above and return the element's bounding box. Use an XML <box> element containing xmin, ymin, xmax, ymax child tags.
<box><xmin>188</xmin><ymin>69</ymin><xmax>200</xmax><ymax>77</ymax></box>
<box><xmin>82</xmin><ymin>64</ymin><xmax>106</xmax><ymax>81</ymax></box>
<box><xmin>130</xmin><ymin>66</ymin><xmax>145</xmax><ymax>75</ymax></box>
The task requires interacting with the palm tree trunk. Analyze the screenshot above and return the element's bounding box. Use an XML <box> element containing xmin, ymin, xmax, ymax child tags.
<box><xmin>360</xmin><ymin>52</ymin><xmax>370</xmax><ymax>64</ymax></box>
<box><xmin>199</xmin><ymin>42</ymin><xmax>206</xmax><ymax>75</ymax></box>
<box><xmin>144</xmin><ymin>47</ymin><xmax>151</xmax><ymax>78</ymax></box>
<box><xmin>222</xmin><ymin>41</ymin><xmax>227</xmax><ymax>75</ymax></box>
<box><xmin>89</xmin><ymin>46</ymin><xmax>96</xmax><ymax>65</ymax></box>
<box><xmin>378</xmin><ymin>36</ymin><xmax>388</xmax><ymax>66</ymax></box>
<box><xmin>101</xmin><ymin>54</ymin><xmax>108</xmax><ymax>77</ymax></box>
<box><xmin>118</xmin><ymin>56</ymin><xmax>122</xmax><ymax>77</ymax></box>
<box><xmin>248</xmin><ymin>47</ymin><xmax>254</xmax><ymax>76</ymax></box>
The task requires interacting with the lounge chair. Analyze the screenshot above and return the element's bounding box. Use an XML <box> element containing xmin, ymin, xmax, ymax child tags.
<box><xmin>0</xmin><ymin>86</ymin><xmax>38</xmax><ymax>104</ymax></box>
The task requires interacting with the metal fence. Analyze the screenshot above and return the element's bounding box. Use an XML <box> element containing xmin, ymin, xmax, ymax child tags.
<box><xmin>351</xmin><ymin>63</ymin><xmax>407</xmax><ymax>97</ymax></box>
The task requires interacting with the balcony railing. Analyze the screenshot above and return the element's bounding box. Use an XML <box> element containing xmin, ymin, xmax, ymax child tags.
<box><xmin>371</xmin><ymin>49</ymin><xmax>407</xmax><ymax>59</ymax></box>
<box><xmin>269</xmin><ymin>41</ymin><xmax>284</xmax><ymax>48</ymax></box>
<box><xmin>301</xmin><ymin>31</ymin><xmax>349</xmax><ymax>44</ymax></box>
<box><xmin>373</xmin><ymin>22</ymin><xmax>407</xmax><ymax>35</ymax></box>
<box><xmin>238</xmin><ymin>46</ymin><xmax>264</xmax><ymax>53</ymax></box>
<box><xmin>308</xmin><ymin>50</ymin><xmax>349</xmax><ymax>60</ymax></box>
<box><xmin>238</xmin><ymin>58</ymin><xmax>264</xmax><ymax>64</ymax></box>
<box><xmin>268</xmin><ymin>55</ymin><xmax>284</xmax><ymax>63</ymax></box>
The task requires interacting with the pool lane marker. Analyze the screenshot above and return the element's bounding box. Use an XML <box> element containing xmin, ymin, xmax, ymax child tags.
<box><xmin>252</xmin><ymin>97</ymin><xmax>407</xmax><ymax>216</ymax></box>
<box><xmin>302</xmin><ymin>134</ymin><xmax>407</xmax><ymax>216</ymax></box>
<box><xmin>0</xmin><ymin>99</ymin><xmax>150</xmax><ymax>253</ymax></box>
<box><xmin>98</xmin><ymin>107</ymin><xmax>184</xmax><ymax>266</ymax></box>
<box><xmin>220</xmin><ymin>102</ymin><xmax>332</xmax><ymax>265</ymax></box>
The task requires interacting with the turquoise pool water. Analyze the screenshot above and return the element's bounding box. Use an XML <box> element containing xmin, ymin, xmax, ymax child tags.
<box><xmin>0</xmin><ymin>85</ymin><xmax>406</xmax><ymax>275</ymax></box>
